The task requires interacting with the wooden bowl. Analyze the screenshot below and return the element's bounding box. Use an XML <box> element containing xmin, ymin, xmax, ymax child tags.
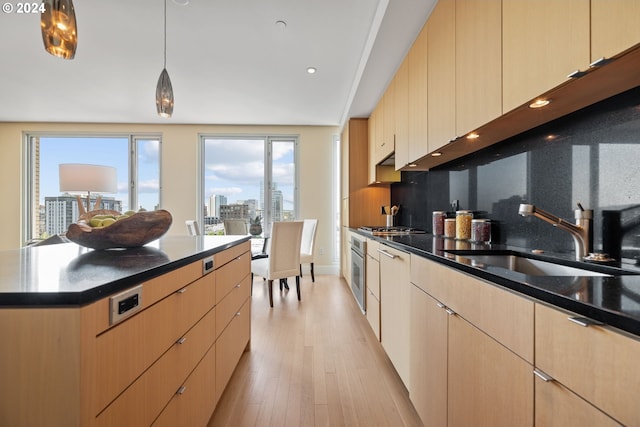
<box><xmin>66</xmin><ymin>209</ymin><xmax>173</xmax><ymax>250</ymax></box>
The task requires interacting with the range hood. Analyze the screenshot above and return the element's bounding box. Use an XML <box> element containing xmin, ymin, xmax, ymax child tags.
<box><xmin>372</xmin><ymin>153</ymin><xmax>400</xmax><ymax>183</ymax></box>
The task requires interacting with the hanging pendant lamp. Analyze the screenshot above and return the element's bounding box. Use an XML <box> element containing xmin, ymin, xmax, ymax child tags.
<box><xmin>40</xmin><ymin>0</ymin><xmax>78</xmax><ymax>59</ymax></box>
<box><xmin>156</xmin><ymin>0</ymin><xmax>174</xmax><ymax>117</ymax></box>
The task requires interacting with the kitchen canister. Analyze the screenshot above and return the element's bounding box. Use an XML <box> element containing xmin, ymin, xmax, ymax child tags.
<box><xmin>455</xmin><ymin>210</ymin><xmax>473</xmax><ymax>240</ymax></box>
<box><xmin>444</xmin><ymin>218</ymin><xmax>456</xmax><ymax>238</ymax></box>
<box><xmin>471</xmin><ymin>219</ymin><xmax>491</xmax><ymax>242</ymax></box>
<box><xmin>432</xmin><ymin>211</ymin><xmax>447</xmax><ymax>235</ymax></box>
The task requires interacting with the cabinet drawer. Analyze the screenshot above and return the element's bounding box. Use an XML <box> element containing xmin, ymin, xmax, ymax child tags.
<box><xmin>535</xmin><ymin>303</ymin><xmax>640</xmax><ymax>426</ymax></box>
<box><xmin>94</xmin><ymin>273</ymin><xmax>215</xmax><ymax>413</ymax></box>
<box><xmin>215</xmin><ymin>273</ymin><xmax>250</xmax><ymax>339</ymax></box>
<box><xmin>411</xmin><ymin>255</ymin><xmax>534</xmax><ymax>363</ymax></box>
<box><xmin>96</xmin><ymin>307</ymin><xmax>216</xmax><ymax>427</ymax></box>
<box><xmin>215</xmin><ymin>240</ymin><xmax>251</xmax><ymax>268</ymax></box>
<box><xmin>215</xmin><ymin>251</ymin><xmax>251</xmax><ymax>304</ymax></box>
<box><xmin>535</xmin><ymin>374</ymin><xmax>621</xmax><ymax>427</ymax></box>
<box><xmin>215</xmin><ymin>298</ymin><xmax>251</xmax><ymax>403</ymax></box>
<box><xmin>152</xmin><ymin>343</ymin><xmax>216</xmax><ymax>427</ymax></box>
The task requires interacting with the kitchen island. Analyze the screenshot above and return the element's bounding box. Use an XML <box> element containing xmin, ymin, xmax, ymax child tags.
<box><xmin>0</xmin><ymin>235</ymin><xmax>252</xmax><ymax>427</ymax></box>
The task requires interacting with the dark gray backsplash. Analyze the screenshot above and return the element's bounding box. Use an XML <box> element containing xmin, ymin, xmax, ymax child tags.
<box><xmin>392</xmin><ymin>85</ymin><xmax>640</xmax><ymax>263</ymax></box>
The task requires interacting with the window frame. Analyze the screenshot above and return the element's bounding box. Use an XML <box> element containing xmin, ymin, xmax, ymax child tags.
<box><xmin>198</xmin><ymin>134</ymin><xmax>300</xmax><ymax>236</ymax></box>
<box><xmin>21</xmin><ymin>132</ymin><xmax>162</xmax><ymax>245</ymax></box>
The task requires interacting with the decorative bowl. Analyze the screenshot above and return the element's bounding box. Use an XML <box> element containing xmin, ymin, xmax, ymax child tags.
<box><xmin>65</xmin><ymin>209</ymin><xmax>173</xmax><ymax>250</ymax></box>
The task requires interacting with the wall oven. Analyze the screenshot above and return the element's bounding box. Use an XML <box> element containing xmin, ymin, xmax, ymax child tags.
<box><xmin>350</xmin><ymin>235</ymin><xmax>366</xmax><ymax>313</ymax></box>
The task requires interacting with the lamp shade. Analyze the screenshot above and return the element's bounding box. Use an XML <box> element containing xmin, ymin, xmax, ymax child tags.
<box><xmin>59</xmin><ymin>164</ymin><xmax>117</xmax><ymax>193</ymax></box>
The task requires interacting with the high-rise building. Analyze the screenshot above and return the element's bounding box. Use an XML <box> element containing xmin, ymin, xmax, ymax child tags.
<box><xmin>44</xmin><ymin>195</ymin><xmax>122</xmax><ymax>237</ymax></box>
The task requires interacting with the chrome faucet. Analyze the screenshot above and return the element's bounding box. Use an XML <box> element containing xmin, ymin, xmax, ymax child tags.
<box><xmin>518</xmin><ymin>203</ymin><xmax>593</xmax><ymax>260</ymax></box>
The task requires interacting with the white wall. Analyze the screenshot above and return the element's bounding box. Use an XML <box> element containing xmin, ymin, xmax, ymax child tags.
<box><xmin>0</xmin><ymin>122</ymin><xmax>339</xmax><ymax>272</ymax></box>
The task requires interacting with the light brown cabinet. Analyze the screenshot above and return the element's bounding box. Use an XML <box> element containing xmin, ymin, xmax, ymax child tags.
<box><xmin>381</xmin><ymin>79</ymin><xmax>395</xmax><ymax>163</ymax></box>
<box><xmin>535</xmin><ymin>303</ymin><xmax>640</xmax><ymax>426</ymax></box>
<box><xmin>455</xmin><ymin>0</ymin><xmax>502</xmax><ymax>137</ymax></box>
<box><xmin>409</xmin><ymin>284</ymin><xmax>447</xmax><ymax>427</ymax></box>
<box><xmin>394</xmin><ymin>56</ymin><xmax>410</xmax><ymax>170</ymax></box>
<box><xmin>502</xmin><ymin>0</ymin><xmax>590</xmax><ymax>113</ymax></box>
<box><xmin>426</xmin><ymin>0</ymin><xmax>456</xmax><ymax>152</ymax></box>
<box><xmin>409</xmin><ymin>254</ymin><xmax>534</xmax><ymax>427</ymax></box>
<box><xmin>408</xmin><ymin>24</ymin><xmax>429</xmax><ymax>163</ymax></box>
<box><xmin>0</xmin><ymin>240</ymin><xmax>251</xmax><ymax>427</ymax></box>
<box><xmin>365</xmin><ymin>238</ymin><xmax>381</xmax><ymax>340</ymax></box>
<box><xmin>591</xmin><ymin>0</ymin><xmax>640</xmax><ymax>62</ymax></box>
<box><xmin>379</xmin><ymin>243</ymin><xmax>411</xmax><ymax>389</ymax></box>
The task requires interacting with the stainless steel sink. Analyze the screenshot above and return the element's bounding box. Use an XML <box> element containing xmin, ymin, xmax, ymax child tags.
<box><xmin>457</xmin><ymin>254</ymin><xmax>611</xmax><ymax>277</ymax></box>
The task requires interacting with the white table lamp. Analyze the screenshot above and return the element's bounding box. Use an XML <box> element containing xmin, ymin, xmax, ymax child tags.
<box><xmin>59</xmin><ymin>164</ymin><xmax>117</xmax><ymax>215</ymax></box>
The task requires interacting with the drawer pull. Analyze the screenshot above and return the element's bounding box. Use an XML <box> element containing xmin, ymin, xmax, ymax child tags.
<box><xmin>176</xmin><ymin>287</ymin><xmax>187</xmax><ymax>294</ymax></box>
<box><xmin>533</xmin><ymin>369</ymin><xmax>554</xmax><ymax>382</ymax></box>
<box><xmin>235</xmin><ymin>311</ymin><xmax>242</xmax><ymax>316</ymax></box>
<box><xmin>235</xmin><ymin>283</ymin><xmax>241</xmax><ymax>288</ymax></box>
<box><xmin>176</xmin><ymin>336</ymin><xmax>186</xmax><ymax>345</ymax></box>
<box><xmin>568</xmin><ymin>316</ymin><xmax>604</xmax><ymax>327</ymax></box>
<box><xmin>377</xmin><ymin>249</ymin><xmax>397</xmax><ymax>259</ymax></box>
<box><xmin>444</xmin><ymin>307</ymin><xmax>456</xmax><ymax>316</ymax></box>
<box><xmin>436</xmin><ymin>302</ymin><xmax>446</xmax><ymax>309</ymax></box>
<box><xmin>177</xmin><ymin>385</ymin><xmax>187</xmax><ymax>395</ymax></box>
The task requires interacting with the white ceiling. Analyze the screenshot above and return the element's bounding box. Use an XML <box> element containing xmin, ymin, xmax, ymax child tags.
<box><xmin>0</xmin><ymin>0</ymin><xmax>435</xmax><ymax>127</ymax></box>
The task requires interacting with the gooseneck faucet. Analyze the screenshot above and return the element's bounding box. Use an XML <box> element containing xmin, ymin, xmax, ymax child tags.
<box><xmin>518</xmin><ymin>203</ymin><xmax>593</xmax><ymax>260</ymax></box>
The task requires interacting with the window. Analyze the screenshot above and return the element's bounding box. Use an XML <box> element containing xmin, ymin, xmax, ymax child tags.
<box><xmin>23</xmin><ymin>134</ymin><xmax>161</xmax><ymax>244</ymax></box>
<box><xmin>199</xmin><ymin>135</ymin><xmax>298</xmax><ymax>236</ymax></box>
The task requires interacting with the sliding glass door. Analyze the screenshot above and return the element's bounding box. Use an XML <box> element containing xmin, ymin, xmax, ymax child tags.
<box><xmin>200</xmin><ymin>135</ymin><xmax>298</xmax><ymax>236</ymax></box>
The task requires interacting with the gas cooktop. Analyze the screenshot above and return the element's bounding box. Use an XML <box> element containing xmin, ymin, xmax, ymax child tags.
<box><xmin>358</xmin><ymin>226</ymin><xmax>426</xmax><ymax>236</ymax></box>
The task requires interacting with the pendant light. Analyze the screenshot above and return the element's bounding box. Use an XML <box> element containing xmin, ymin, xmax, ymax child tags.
<box><xmin>40</xmin><ymin>0</ymin><xmax>78</xmax><ymax>60</ymax></box>
<box><xmin>156</xmin><ymin>0</ymin><xmax>174</xmax><ymax>117</ymax></box>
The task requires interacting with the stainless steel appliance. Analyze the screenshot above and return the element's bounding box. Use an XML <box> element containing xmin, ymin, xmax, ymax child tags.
<box><xmin>350</xmin><ymin>235</ymin><xmax>366</xmax><ymax>313</ymax></box>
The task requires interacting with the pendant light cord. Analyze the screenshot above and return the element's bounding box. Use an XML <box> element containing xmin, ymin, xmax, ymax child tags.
<box><xmin>163</xmin><ymin>0</ymin><xmax>167</xmax><ymax>69</ymax></box>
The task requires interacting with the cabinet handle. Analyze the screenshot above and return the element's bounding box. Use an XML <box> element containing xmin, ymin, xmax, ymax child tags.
<box><xmin>568</xmin><ymin>316</ymin><xmax>604</xmax><ymax>327</ymax></box>
<box><xmin>176</xmin><ymin>287</ymin><xmax>187</xmax><ymax>294</ymax></box>
<box><xmin>235</xmin><ymin>283</ymin><xmax>241</xmax><ymax>288</ymax></box>
<box><xmin>176</xmin><ymin>336</ymin><xmax>186</xmax><ymax>345</ymax></box>
<box><xmin>377</xmin><ymin>249</ymin><xmax>397</xmax><ymax>259</ymax></box>
<box><xmin>436</xmin><ymin>302</ymin><xmax>446</xmax><ymax>309</ymax></box>
<box><xmin>444</xmin><ymin>307</ymin><xmax>456</xmax><ymax>316</ymax></box>
<box><xmin>533</xmin><ymin>369</ymin><xmax>554</xmax><ymax>382</ymax></box>
<box><xmin>236</xmin><ymin>311</ymin><xmax>242</xmax><ymax>316</ymax></box>
<box><xmin>177</xmin><ymin>385</ymin><xmax>187</xmax><ymax>395</ymax></box>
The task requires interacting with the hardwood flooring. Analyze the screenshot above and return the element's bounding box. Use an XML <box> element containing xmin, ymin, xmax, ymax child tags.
<box><xmin>208</xmin><ymin>274</ymin><xmax>423</xmax><ymax>427</ymax></box>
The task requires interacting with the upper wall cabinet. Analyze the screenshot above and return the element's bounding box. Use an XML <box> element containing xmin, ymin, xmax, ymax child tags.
<box><xmin>591</xmin><ymin>0</ymin><xmax>640</xmax><ymax>61</ymax></box>
<box><xmin>455</xmin><ymin>0</ymin><xmax>502</xmax><ymax>138</ymax></box>
<box><xmin>408</xmin><ymin>25</ymin><xmax>429</xmax><ymax>164</ymax></box>
<box><xmin>394</xmin><ymin>56</ymin><xmax>410</xmax><ymax>170</ymax></box>
<box><xmin>502</xmin><ymin>0</ymin><xmax>590</xmax><ymax>113</ymax></box>
<box><xmin>381</xmin><ymin>78</ymin><xmax>396</xmax><ymax>163</ymax></box>
<box><xmin>426</xmin><ymin>0</ymin><xmax>456</xmax><ymax>152</ymax></box>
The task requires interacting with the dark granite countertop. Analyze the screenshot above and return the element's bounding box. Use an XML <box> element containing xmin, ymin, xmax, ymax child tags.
<box><xmin>0</xmin><ymin>235</ymin><xmax>251</xmax><ymax>307</ymax></box>
<box><xmin>354</xmin><ymin>230</ymin><xmax>640</xmax><ymax>338</ymax></box>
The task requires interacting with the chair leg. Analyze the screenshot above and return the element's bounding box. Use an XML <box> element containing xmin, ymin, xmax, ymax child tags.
<box><xmin>300</xmin><ymin>264</ymin><xmax>303</xmax><ymax>277</ymax></box>
<box><xmin>251</xmin><ymin>273</ymin><xmax>253</xmax><ymax>295</ymax></box>
<box><xmin>268</xmin><ymin>279</ymin><xmax>274</xmax><ymax>307</ymax></box>
<box><xmin>295</xmin><ymin>276</ymin><xmax>301</xmax><ymax>301</ymax></box>
<box><xmin>310</xmin><ymin>262</ymin><xmax>315</xmax><ymax>283</ymax></box>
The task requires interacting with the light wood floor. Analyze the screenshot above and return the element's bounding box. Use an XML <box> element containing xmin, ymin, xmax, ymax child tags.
<box><xmin>208</xmin><ymin>274</ymin><xmax>423</xmax><ymax>427</ymax></box>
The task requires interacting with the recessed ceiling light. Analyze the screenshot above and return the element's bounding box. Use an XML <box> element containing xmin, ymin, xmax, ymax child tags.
<box><xmin>306</xmin><ymin>67</ymin><xmax>317</xmax><ymax>74</ymax></box>
<box><xmin>275</xmin><ymin>20</ymin><xmax>287</xmax><ymax>31</ymax></box>
<box><xmin>529</xmin><ymin>98</ymin><xmax>550</xmax><ymax>109</ymax></box>
<box><xmin>466</xmin><ymin>132</ymin><xmax>480</xmax><ymax>140</ymax></box>
<box><xmin>431</xmin><ymin>152</ymin><xmax>442</xmax><ymax>157</ymax></box>
<box><xmin>408</xmin><ymin>163</ymin><xmax>417</xmax><ymax>167</ymax></box>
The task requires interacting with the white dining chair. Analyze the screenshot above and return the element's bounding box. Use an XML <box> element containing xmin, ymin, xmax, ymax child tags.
<box><xmin>185</xmin><ymin>220</ymin><xmax>200</xmax><ymax>236</ymax></box>
<box><xmin>299</xmin><ymin>219</ymin><xmax>319</xmax><ymax>282</ymax></box>
<box><xmin>223</xmin><ymin>219</ymin><xmax>248</xmax><ymax>235</ymax></box>
<box><xmin>251</xmin><ymin>221</ymin><xmax>304</xmax><ymax>307</ymax></box>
